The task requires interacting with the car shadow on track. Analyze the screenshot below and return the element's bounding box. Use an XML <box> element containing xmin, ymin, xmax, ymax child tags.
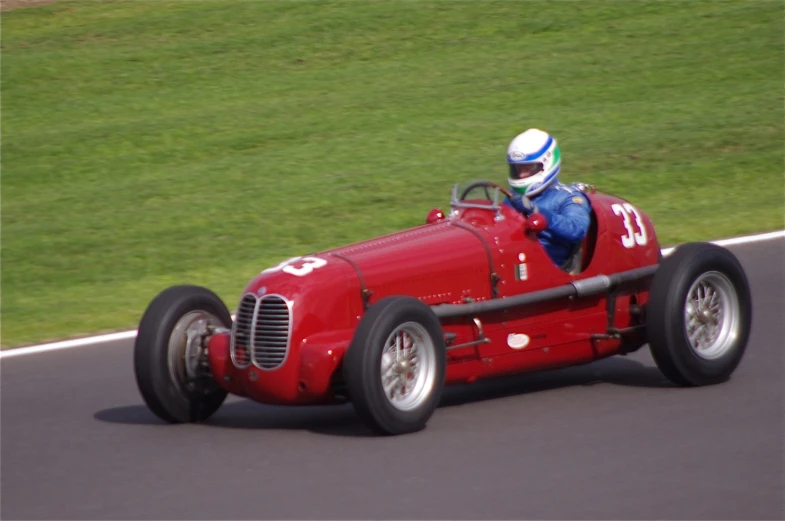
<box><xmin>440</xmin><ymin>355</ymin><xmax>674</xmax><ymax>408</ymax></box>
<box><xmin>93</xmin><ymin>400</ymin><xmax>365</xmax><ymax>432</ymax></box>
<box><xmin>95</xmin><ymin>356</ymin><xmax>673</xmax><ymax>437</ymax></box>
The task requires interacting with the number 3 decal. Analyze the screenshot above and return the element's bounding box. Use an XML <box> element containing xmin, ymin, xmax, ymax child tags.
<box><xmin>611</xmin><ymin>203</ymin><xmax>648</xmax><ymax>248</ymax></box>
<box><xmin>262</xmin><ymin>256</ymin><xmax>327</xmax><ymax>276</ymax></box>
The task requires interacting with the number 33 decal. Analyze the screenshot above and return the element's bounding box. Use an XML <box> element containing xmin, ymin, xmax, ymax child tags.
<box><xmin>262</xmin><ymin>256</ymin><xmax>327</xmax><ymax>276</ymax></box>
<box><xmin>611</xmin><ymin>203</ymin><xmax>648</xmax><ymax>248</ymax></box>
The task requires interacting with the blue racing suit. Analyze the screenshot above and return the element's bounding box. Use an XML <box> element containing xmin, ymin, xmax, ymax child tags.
<box><xmin>504</xmin><ymin>182</ymin><xmax>592</xmax><ymax>267</ymax></box>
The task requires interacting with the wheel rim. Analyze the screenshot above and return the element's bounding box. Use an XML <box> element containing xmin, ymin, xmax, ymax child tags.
<box><xmin>380</xmin><ymin>322</ymin><xmax>436</xmax><ymax>411</ymax></box>
<box><xmin>683</xmin><ymin>271</ymin><xmax>740</xmax><ymax>360</ymax></box>
<box><xmin>167</xmin><ymin>311</ymin><xmax>223</xmax><ymax>394</ymax></box>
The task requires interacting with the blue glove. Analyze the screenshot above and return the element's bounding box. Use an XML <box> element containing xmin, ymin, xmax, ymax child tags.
<box><xmin>508</xmin><ymin>194</ymin><xmax>538</xmax><ymax>215</ymax></box>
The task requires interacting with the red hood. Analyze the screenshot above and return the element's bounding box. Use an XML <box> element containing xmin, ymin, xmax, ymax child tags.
<box><xmin>323</xmin><ymin>220</ymin><xmax>494</xmax><ymax>306</ymax></box>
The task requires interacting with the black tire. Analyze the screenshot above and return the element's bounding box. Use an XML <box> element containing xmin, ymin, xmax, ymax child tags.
<box><xmin>344</xmin><ymin>296</ymin><xmax>447</xmax><ymax>435</ymax></box>
<box><xmin>134</xmin><ymin>285</ymin><xmax>231</xmax><ymax>423</ymax></box>
<box><xmin>647</xmin><ymin>242</ymin><xmax>752</xmax><ymax>386</ymax></box>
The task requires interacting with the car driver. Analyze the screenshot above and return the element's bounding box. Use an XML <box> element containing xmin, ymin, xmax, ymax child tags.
<box><xmin>503</xmin><ymin>128</ymin><xmax>592</xmax><ymax>270</ymax></box>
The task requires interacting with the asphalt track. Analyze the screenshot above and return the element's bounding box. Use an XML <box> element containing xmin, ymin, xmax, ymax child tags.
<box><xmin>2</xmin><ymin>239</ymin><xmax>783</xmax><ymax>520</ymax></box>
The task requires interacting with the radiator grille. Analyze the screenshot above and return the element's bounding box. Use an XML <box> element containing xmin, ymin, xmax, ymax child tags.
<box><xmin>230</xmin><ymin>293</ymin><xmax>291</xmax><ymax>370</ymax></box>
<box><xmin>253</xmin><ymin>296</ymin><xmax>290</xmax><ymax>369</ymax></box>
<box><xmin>230</xmin><ymin>294</ymin><xmax>256</xmax><ymax>367</ymax></box>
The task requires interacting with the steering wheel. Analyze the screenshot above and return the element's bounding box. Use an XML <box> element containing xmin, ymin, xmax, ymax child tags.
<box><xmin>458</xmin><ymin>181</ymin><xmax>512</xmax><ymax>201</ymax></box>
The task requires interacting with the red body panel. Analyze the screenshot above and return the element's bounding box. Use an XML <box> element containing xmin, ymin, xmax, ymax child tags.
<box><xmin>207</xmin><ymin>188</ymin><xmax>660</xmax><ymax>405</ymax></box>
<box><xmin>326</xmin><ymin>220</ymin><xmax>495</xmax><ymax>306</ymax></box>
<box><xmin>211</xmin><ymin>258</ymin><xmax>362</xmax><ymax>404</ymax></box>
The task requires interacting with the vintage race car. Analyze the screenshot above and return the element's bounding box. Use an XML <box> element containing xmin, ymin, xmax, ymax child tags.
<box><xmin>134</xmin><ymin>181</ymin><xmax>752</xmax><ymax>435</ymax></box>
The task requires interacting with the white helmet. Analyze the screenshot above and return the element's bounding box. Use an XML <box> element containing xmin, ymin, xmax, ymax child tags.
<box><xmin>507</xmin><ymin>128</ymin><xmax>561</xmax><ymax>197</ymax></box>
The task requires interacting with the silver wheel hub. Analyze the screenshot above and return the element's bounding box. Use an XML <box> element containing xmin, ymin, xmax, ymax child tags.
<box><xmin>380</xmin><ymin>322</ymin><xmax>436</xmax><ymax>412</ymax></box>
<box><xmin>684</xmin><ymin>271</ymin><xmax>740</xmax><ymax>360</ymax></box>
<box><xmin>168</xmin><ymin>311</ymin><xmax>222</xmax><ymax>393</ymax></box>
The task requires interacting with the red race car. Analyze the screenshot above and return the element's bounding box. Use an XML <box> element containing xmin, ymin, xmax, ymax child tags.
<box><xmin>134</xmin><ymin>181</ymin><xmax>752</xmax><ymax>435</ymax></box>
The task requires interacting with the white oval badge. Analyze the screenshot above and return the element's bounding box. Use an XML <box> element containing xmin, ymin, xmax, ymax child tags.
<box><xmin>507</xmin><ymin>333</ymin><xmax>530</xmax><ymax>350</ymax></box>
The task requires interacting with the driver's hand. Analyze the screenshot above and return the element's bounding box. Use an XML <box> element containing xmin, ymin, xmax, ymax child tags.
<box><xmin>509</xmin><ymin>194</ymin><xmax>538</xmax><ymax>216</ymax></box>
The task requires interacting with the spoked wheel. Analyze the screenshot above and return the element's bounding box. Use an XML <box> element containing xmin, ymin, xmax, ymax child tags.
<box><xmin>344</xmin><ymin>296</ymin><xmax>446</xmax><ymax>435</ymax></box>
<box><xmin>683</xmin><ymin>271</ymin><xmax>741</xmax><ymax>360</ymax></box>
<box><xmin>380</xmin><ymin>322</ymin><xmax>439</xmax><ymax>412</ymax></box>
<box><xmin>134</xmin><ymin>285</ymin><xmax>230</xmax><ymax>423</ymax></box>
<box><xmin>646</xmin><ymin>243</ymin><xmax>752</xmax><ymax>386</ymax></box>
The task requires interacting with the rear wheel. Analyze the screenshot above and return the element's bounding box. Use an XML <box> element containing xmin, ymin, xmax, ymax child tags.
<box><xmin>134</xmin><ymin>285</ymin><xmax>230</xmax><ymax>423</ymax></box>
<box><xmin>646</xmin><ymin>243</ymin><xmax>751</xmax><ymax>386</ymax></box>
<box><xmin>344</xmin><ymin>296</ymin><xmax>446</xmax><ymax>435</ymax></box>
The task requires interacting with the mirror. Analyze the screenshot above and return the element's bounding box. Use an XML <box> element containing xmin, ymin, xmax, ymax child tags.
<box><xmin>426</xmin><ymin>208</ymin><xmax>445</xmax><ymax>224</ymax></box>
<box><xmin>525</xmin><ymin>213</ymin><xmax>548</xmax><ymax>233</ymax></box>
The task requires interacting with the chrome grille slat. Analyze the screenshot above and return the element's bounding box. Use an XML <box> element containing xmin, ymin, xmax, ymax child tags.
<box><xmin>230</xmin><ymin>294</ymin><xmax>257</xmax><ymax>368</ymax></box>
<box><xmin>230</xmin><ymin>293</ymin><xmax>291</xmax><ymax>370</ymax></box>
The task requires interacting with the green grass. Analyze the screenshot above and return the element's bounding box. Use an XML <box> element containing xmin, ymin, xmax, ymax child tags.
<box><xmin>2</xmin><ymin>0</ymin><xmax>783</xmax><ymax>347</ymax></box>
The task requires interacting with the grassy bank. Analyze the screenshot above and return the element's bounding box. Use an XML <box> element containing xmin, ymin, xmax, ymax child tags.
<box><xmin>2</xmin><ymin>0</ymin><xmax>783</xmax><ymax>346</ymax></box>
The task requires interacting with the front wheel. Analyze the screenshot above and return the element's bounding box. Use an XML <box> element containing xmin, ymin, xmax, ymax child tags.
<box><xmin>134</xmin><ymin>285</ymin><xmax>231</xmax><ymax>423</ymax></box>
<box><xmin>343</xmin><ymin>296</ymin><xmax>446</xmax><ymax>435</ymax></box>
<box><xmin>646</xmin><ymin>242</ymin><xmax>752</xmax><ymax>386</ymax></box>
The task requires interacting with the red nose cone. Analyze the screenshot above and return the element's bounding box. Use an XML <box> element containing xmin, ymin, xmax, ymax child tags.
<box><xmin>426</xmin><ymin>208</ymin><xmax>445</xmax><ymax>224</ymax></box>
<box><xmin>526</xmin><ymin>213</ymin><xmax>548</xmax><ymax>233</ymax></box>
